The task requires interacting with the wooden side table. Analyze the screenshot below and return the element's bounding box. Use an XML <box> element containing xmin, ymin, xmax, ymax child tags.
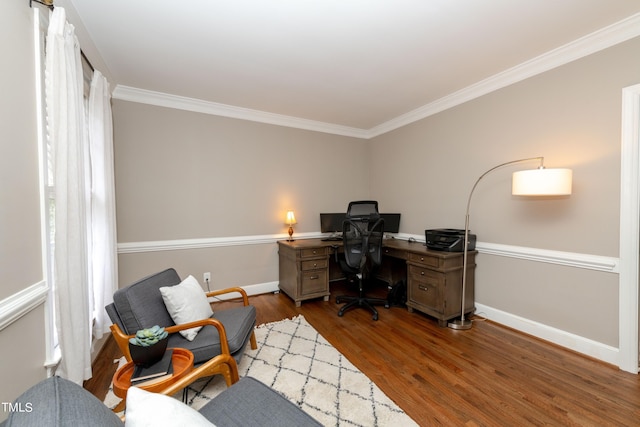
<box><xmin>111</xmin><ymin>347</ymin><xmax>194</xmax><ymax>412</ymax></box>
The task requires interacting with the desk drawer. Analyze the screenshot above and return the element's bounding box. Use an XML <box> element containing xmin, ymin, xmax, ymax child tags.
<box><xmin>408</xmin><ymin>252</ymin><xmax>440</xmax><ymax>268</ymax></box>
<box><xmin>409</xmin><ymin>280</ymin><xmax>439</xmax><ymax>308</ymax></box>
<box><xmin>301</xmin><ymin>259</ymin><xmax>328</xmax><ymax>271</ymax></box>
<box><xmin>301</xmin><ymin>270</ymin><xmax>327</xmax><ymax>295</ymax></box>
<box><xmin>408</xmin><ymin>265</ymin><xmax>444</xmax><ymax>285</ymax></box>
<box><xmin>300</xmin><ymin>247</ymin><xmax>328</xmax><ymax>259</ymax></box>
<box><xmin>383</xmin><ymin>247</ymin><xmax>405</xmax><ymax>259</ymax></box>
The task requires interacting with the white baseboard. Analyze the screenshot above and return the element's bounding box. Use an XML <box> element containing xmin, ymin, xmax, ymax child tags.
<box><xmin>475</xmin><ymin>303</ymin><xmax>619</xmax><ymax>366</ymax></box>
<box><xmin>213</xmin><ymin>281</ymin><xmax>622</xmax><ymax>367</ymax></box>
<box><xmin>207</xmin><ymin>281</ymin><xmax>279</xmax><ymax>303</ymax></box>
<box><xmin>243</xmin><ymin>281</ymin><xmax>280</xmax><ymax>296</ymax></box>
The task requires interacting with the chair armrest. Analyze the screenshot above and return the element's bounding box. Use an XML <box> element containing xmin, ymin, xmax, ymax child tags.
<box><xmin>206</xmin><ymin>286</ymin><xmax>250</xmax><ymax>306</ymax></box>
<box><xmin>157</xmin><ymin>353</ymin><xmax>239</xmax><ymax>396</ymax></box>
<box><xmin>110</xmin><ymin>317</ymin><xmax>231</xmax><ymax>361</ymax></box>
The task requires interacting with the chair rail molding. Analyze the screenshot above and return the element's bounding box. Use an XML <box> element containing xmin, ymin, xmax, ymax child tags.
<box><xmin>0</xmin><ymin>280</ymin><xmax>48</xmax><ymax>331</ymax></box>
<box><xmin>118</xmin><ymin>232</ymin><xmax>618</xmax><ymax>273</ymax></box>
<box><xmin>476</xmin><ymin>242</ymin><xmax>619</xmax><ymax>273</ymax></box>
<box><xmin>117</xmin><ymin>232</ymin><xmax>323</xmax><ymax>253</ymax></box>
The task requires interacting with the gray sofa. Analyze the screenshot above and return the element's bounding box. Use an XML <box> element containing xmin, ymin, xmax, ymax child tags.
<box><xmin>1</xmin><ymin>376</ymin><xmax>321</xmax><ymax>426</ymax></box>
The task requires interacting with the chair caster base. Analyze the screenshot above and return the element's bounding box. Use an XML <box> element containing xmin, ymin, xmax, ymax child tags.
<box><xmin>336</xmin><ymin>295</ymin><xmax>388</xmax><ymax>321</ymax></box>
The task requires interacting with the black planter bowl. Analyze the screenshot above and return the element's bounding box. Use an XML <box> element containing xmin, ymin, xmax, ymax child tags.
<box><xmin>128</xmin><ymin>336</ymin><xmax>169</xmax><ymax>368</ymax></box>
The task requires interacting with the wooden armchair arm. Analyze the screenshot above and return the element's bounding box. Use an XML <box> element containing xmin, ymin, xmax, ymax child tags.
<box><xmin>205</xmin><ymin>286</ymin><xmax>257</xmax><ymax>350</ymax></box>
<box><xmin>110</xmin><ymin>317</ymin><xmax>231</xmax><ymax>362</ymax></box>
<box><xmin>115</xmin><ymin>353</ymin><xmax>239</xmax><ymax>420</ymax></box>
<box><xmin>158</xmin><ymin>353</ymin><xmax>239</xmax><ymax>396</ymax></box>
<box><xmin>206</xmin><ymin>286</ymin><xmax>250</xmax><ymax>306</ymax></box>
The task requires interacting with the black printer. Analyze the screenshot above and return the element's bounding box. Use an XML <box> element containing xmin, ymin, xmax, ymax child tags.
<box><xmin>425</xmin><ymin>229</ymin><xmax>476</xmax><ymax>252</ymax></box>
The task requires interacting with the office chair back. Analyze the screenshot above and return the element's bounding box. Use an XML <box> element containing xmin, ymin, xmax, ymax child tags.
<box><xmin>345</xmin><ymin>200</ymin><xmax>379</xmax><ymax>222</ymax></box>
<box><xmin>343</xmin><ymin>219</ymin><xmax>367</xmax><ymax>270</ymax></box>
<box><xmin>367</xmin><ymin>217</ymin><xmax>384</xmax><ymax>266</ymax></box>
<box><xmin>342</xmin><ymin>217</ymin><xmax>384</xmax><ymax>272</ymax></box>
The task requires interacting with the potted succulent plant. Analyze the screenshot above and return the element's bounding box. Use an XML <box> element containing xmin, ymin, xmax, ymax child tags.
<box><xmin>128</xmin><ymin>325</ymin><xmax>169</xmax><ymax>367</ymax></box>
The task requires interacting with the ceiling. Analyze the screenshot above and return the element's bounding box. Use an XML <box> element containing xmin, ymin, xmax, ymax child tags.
<box><xmin>68</xmin><ymin>0</ymin><xmax>640</xmax><ymax>135</ymax></box>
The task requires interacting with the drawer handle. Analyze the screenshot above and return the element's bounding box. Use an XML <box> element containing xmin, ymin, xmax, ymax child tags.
<box><xmin>421</xmin><ymin>271</ymin><xmax>425</xmax><ymax>276</ymax></box>
<box><xmin>313</xmin><ymin>250</ymin><xmax>317</xmax><ymax>254</ymax></box>
<box><xmin>418</xmin><ymin>285</ymin><xmax>429</xmax><ymax>292</ymax></box>
<box><xmin>420</xmin><ymin>257</ymin><xmax>425</xmax><ymax>261</ymax></box>
<box><xmin>313</xmin><ymin>263</ymin><xmax>317</xmax><ymax>267</ymax></box>
<box><xmin>310</xmin><ymin>275</ymin><xmax>319</xmax><ymax>280</ymax></box>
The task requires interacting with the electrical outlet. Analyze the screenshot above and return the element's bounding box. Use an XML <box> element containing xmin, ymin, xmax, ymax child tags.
<box><xmin>203</xmin><ymin>272</ymin><xmax>211</xmax><ymax>283</ymax></box>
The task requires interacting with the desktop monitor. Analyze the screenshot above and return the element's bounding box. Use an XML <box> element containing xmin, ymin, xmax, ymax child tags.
<box><xmin>320</xmin><ymin>212</ymin><xmax>401</xmax><ymax>233</ymax></box>
<box><xmin>379</xmin><ymin>213</ymin><xmax>401</xmax><ymax>233</ymax></box>
<box><xmin>320</xmin><ymin>213</ymin><xmax>346</xmax><ymax>234</ymax></box>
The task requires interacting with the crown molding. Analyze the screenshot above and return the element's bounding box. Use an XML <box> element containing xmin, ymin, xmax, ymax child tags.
<box><xmin>369</xmin><ymin>12</ymin><xmax>640</xmax><ymax>137</ymax></box>
<box><xmin>112</xmin><ymin>13</ymin><xmax>640</xmax><ymax>140</ymax></box>
<box><xmin>111</xmin><ymin>86</ymin><xmax>370</xmax><ymax>139</ymax></box>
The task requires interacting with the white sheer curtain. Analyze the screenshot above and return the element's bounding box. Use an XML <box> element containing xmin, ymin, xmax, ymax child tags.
<box><xmin>46</xmin><ymin>7</ymin><xmax>118</xmax><ymax>383</ymax></box>
<box><xmin>45</xmin><ymin>7</ymin><xmax>92</xmax><ymax>383</ymax></box>
<box><xmin>88</xmin><ymin>70</ymin><xmax>118</xmax><ymax>340</ymax></box>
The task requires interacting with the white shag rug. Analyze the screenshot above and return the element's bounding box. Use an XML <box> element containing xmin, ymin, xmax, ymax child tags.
<box><xmin>105</xmin><ymin>315</ymin><xmax>417</xmax><ymax>427</ymax></box>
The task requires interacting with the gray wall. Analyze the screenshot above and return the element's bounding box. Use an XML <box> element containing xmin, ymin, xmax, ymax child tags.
<box><xmin>114</xmin><ymin>36</ymin><xmax>639</xmax><ymax>360</ymax></box>
<box><xmin>113</xmin><ymin>101</ymin><xmax>370</xmax><ymax>285</ymax></box>
<box><xmin>0</xmin><ymin>2</ymin><xmax>47</xmax><ymax>420</ymax></box>
<box><xmin>370</xmin><ymin>36</ymin><xmax>640</xmax><ymax>347</ymax></box>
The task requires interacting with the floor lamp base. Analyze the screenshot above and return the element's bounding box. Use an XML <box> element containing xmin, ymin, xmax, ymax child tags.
<box><xmin>448</xmin><ymin>318</ymin><xmax>472</xmax><ymax>330</ymax></box>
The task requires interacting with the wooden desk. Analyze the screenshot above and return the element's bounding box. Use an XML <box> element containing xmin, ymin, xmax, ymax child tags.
<box><xmin>277</xmin><ymin>238</ymin><xmax>476</xmax><ymax>326</ymax></box>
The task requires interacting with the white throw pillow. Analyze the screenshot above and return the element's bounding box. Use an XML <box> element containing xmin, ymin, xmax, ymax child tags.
<box><xmin>160</xmin><ymin>275</ymin><xmax>213</xmax><ymax>341</ymax></box>
<box><xmin>125</xmin><ymin>386</ymin><xmax>215</xmax><ymax>427</ymax></box>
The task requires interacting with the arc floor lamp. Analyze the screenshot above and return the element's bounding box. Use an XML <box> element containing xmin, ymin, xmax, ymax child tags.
<box><xmin>448</xmin><ymin>157</ymin><xmax>573</xmax><ymax>330</ymax></box>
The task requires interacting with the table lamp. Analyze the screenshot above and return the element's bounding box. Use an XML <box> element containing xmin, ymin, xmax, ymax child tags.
<box><xmin>286</xmin><ymin>210</ymin><xmax>297</xmax><ymax>241</ymax></box>
<box><xmin>448</xmin><ymin>157</ymin><xmax>572</xmax><ymax>330</ymax></box>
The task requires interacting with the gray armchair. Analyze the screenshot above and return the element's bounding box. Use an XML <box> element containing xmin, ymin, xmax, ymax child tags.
<box><xmin>105</xmin><ymin>268</ymin><xmax>257</xmax><ymax>387</ymax></box>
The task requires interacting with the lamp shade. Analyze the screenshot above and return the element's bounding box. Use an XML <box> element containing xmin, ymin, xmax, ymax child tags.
<box><xmin>285</xmin><ymin>210</ymin><xmax>297</xmax><ymax>225</ymax></box>
<box><xmin>512</xmin><ymin>168</ymin><xmax>572</xmax><ymax>196</ymax></box>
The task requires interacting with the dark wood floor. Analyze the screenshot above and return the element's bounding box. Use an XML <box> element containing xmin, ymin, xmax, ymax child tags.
<box><xmin>85</xmin><ymin>282</ymin><xmax>640</xmax><ymax>426</ymax></box>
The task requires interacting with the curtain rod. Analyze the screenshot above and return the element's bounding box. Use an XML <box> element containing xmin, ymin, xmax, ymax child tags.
<box><xmin>30</xmin><ymin>0</ymin><xmax>53</xmax><ymax>10</ymax></box>
<box><xmin>80</xmin><ymin>51</ymin><xmax>95</xmax><ymax>72</ymax></box>
<box><xmin>29</xmin><ymin>0</ymin><xmax>96</xmax><ymax>72</ymax></box>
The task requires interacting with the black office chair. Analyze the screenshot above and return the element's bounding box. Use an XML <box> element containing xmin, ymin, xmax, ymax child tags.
<box><xmin>336</xmin><ymin>201</ymin><xmax>390</xmax><ymax>320</ymax></box>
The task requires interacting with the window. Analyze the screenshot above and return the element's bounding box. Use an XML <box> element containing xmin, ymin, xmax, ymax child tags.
<box><xmin>33</xmin><ymin>7</ymin><xmax>59</xmax><ymax>372</ymax></box>
<box><xmin>34</xmin><ymin>8</ymin><xmax>96</xmax><ymax>373</ymax></box>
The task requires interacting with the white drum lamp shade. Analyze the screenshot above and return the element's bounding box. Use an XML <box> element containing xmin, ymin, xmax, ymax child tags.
<box><xmin>512</xmin><ymin>168</ymin><xmax>573</xmax><ymax>196</ymax></box>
